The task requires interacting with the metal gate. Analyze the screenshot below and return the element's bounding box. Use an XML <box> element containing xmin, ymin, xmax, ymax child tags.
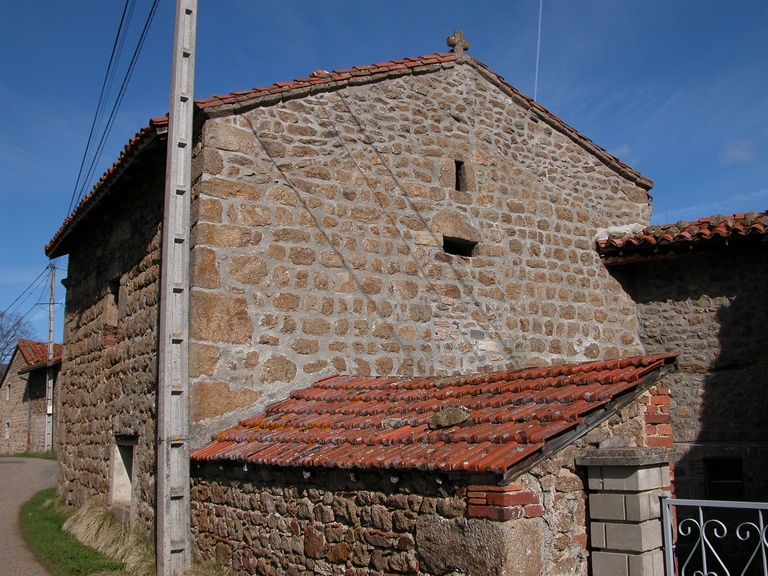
<box><xmin>661</xmin><ymin>497</ymin><xmax>768</xmax><ymax>575</ymax></box>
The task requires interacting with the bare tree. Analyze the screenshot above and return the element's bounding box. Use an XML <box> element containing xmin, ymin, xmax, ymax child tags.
<box><xmin>0</xmin><ymin>311</ymin><xmax>36</xmax><ymax>366</ymax></box>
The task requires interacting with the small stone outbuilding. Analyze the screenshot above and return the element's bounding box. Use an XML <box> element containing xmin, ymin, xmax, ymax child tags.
<box><xmin>598</xmin><ymin>211</ymin><xmax>768</xmax><ymax>501</ymax></box>
<box><xmin>0</xmin><ymin>339</ymin><xmax>62</xmax><ymax>455</ymax></box>
<box><xmin>191</xmin><ymin>353</ymin><xmax>676</xmax><ymax>575</ymax></box>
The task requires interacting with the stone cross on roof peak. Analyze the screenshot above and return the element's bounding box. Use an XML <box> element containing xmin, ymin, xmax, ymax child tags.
<box><xmin>447</xmin><ymin>30</ymin><xmax>470</xmax><ymax>54</ymax></box>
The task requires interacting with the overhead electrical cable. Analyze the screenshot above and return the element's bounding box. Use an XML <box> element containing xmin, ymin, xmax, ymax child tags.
<box><xmin>67</xmin><ymin>0</ymin><xmax>137</xmax><ymax>215</ymax></box>
<box><xmin>1</xmin><ymin>266</ymin><xmax>49</xmax><ymax>317</ymax></box>
<box><xmin>69</xmin><ymin>0</ymin><xmax>161</xmax><ymax>211</ymax></box>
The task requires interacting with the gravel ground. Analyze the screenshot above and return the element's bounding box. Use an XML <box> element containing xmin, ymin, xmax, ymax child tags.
<box><xmin>0</xmin><ymin>457</ymin><xmax>58</xmax><ymax>576</ymax></box>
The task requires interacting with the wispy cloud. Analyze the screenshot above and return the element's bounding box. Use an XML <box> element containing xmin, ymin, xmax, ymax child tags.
<box><xmin>719</xmin><ymin>139</ymin><xmax>755</xmax><ymax>166</ymax></box>
<box><xmin>653</xmin><ymin>187</ymin><xmax>768</xmax><ymax>223</ymax></box>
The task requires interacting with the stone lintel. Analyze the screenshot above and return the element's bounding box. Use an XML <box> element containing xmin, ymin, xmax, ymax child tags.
<box><xmin>576</xmin><ymin>447</ymin><xmax>669</xmax><ymax>468</ymax></box>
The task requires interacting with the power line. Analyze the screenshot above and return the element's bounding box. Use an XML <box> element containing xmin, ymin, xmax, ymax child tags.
<box><xmin>1</xmin><ymin>266</ymin><xmax>49</xmax><ymax>317</ymax></box>
<box><xmin>68</xmin><ymin>0</ymin><xmax>137</xmax><ymax>215</ymax></box>
<box><xmin>68</xmin><ymin>0</ymin><xmax>162</xmax><ymax>212</ymax></box>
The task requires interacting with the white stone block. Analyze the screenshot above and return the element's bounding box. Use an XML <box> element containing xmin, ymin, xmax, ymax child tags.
<box><xmin>592</xmin><ymin>551</ymin><xmax>629</xmax><ymax>576</ymax></box>
<box><xmin>588</xmin><ymin>466</ymin><xmax>604</xmax><ymax>490</ymax></box>
<box><xmin>625</xmin><ymin>491</ymin><xmax>661</xmax><ymax>522</ymax></box>
<box><xmin>604</xmin><ymin>519</ymin><xmax>662</xmax><ymax>552</ymax></box>
<box><xmin>628</xmin><ymin>549</ymin><xmax>664</xmax><ymax>576</ymax></box>
<box><xmin>602</xmin><ymin>466</ymin><xmax>663</xmax><ymax>492</ymax></box>
<box><xmin>590</xmin><ymin>493</ymin><xmax>626</xmax><ymax>521</ymax></box>
<box><xmin>591</xmin><ymin>521</ymin><xmax>607</xmax><ymax>549</ymax></box>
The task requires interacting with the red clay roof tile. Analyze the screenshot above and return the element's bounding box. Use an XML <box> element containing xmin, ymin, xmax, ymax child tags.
<box><xmin>598</xmin><ymin>211</ymin><xmax>768</xmax><ymax>264</ymax></box>
<box><xmin>192</xmin><ymin>353</ymin><xmax>676</xmax><ymax>475</ymax></box>
<box><xmin>16</xmin><ymin>339</ymin><xmax>63</xmax><ymax>368</ymax></box>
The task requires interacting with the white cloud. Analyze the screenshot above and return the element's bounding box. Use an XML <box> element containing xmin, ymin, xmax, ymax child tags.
<box><xmin>719</xmin><ymin>139</ymin><xmax>755</xmax><ymax>166</ymax></box>
<box><xmin>653</xmin><ymin>187</ymin><xmax>768</xmax><ymax>223</ymax></box>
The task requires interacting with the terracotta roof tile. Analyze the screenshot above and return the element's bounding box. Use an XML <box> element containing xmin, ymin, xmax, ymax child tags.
<box><xmin>16</xmin><ymin>339</ymin><xmax>63</xmax><ymax>367</ymax></box>
<box><xmin>45</xmin><ymin>117</ymin><xmax>168</xmax><ymax>258</ymax></box>
<box><xmin>598</xmin><ymin>211</ymin><xmax>768</xmax><ymax>264</ymax></box>
<box><xmin>192</xmin><ymin>353</ymin><xmax>676</xmax><ymax>475</ymax></box>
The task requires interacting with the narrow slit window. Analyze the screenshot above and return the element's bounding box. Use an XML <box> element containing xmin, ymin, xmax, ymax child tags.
<box><xmin>443</xmin><ymin>236</ymin><xmax>477</xmax><ymax>257</ymax></box>
<box><xmin>105</xmin><ymin>279</ymin><xmax>119</xmax><ymax>327</ymax></box>
<box><xmin>103</xmin><ymin>279</ymin><xmax>120</xmax><ymax>348</ymax></box>
<box><xmin>454</xmin><ymin>160</ymin><xmax>465</xmax><ymax>191</ymax></box>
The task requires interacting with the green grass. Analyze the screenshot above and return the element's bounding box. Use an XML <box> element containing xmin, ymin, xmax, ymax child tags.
<box><xmin>21</xmin><ymin>489</ymin><xmax>234</xmax><ymax>576</ymax></box>
<box><xmin>19</xmin><ymin>488</ymin><xmax>125</xmax><ymax>576</ymax></box>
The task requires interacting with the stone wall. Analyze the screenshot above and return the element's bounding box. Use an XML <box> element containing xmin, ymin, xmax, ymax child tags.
<box><xmin>188</xmin><ymin>61</ymin><xmax>652</xmax><ymax>445</ymax></box>
<box><xmin>190</xmin><ymin>390</ymin><xmax>661</xmax><ymax>576</ymax></box>
<box><xmin>56</xmin><ymin>141</ymin><xmax>166</xmax><ymax>537</ymax></box>
<box><xmin>609</xmin><ymin>245</ymin><xmax>768</xmax><ymax>499</ymax></box>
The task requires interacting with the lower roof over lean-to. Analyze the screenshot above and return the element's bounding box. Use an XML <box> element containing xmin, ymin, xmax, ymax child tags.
<box><xmin>192</xmin><ymin>353</ymin><xmax>677</xmax><ymax>479</ymax></box>
<box><xmin>598</xmin><ymin>211</ymin><xmax>768</xmax><ymax>265</ymax></box>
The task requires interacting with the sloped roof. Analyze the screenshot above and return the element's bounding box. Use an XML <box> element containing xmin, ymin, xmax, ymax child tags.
<box><xmin>16</xmin><ymin>339</ymin><xmax>63</xmax><ymax>370</ymax></box>
<box><xmin>46</xmin><ymin>49</ymin><xmax>652</xmax><ymax>258</ymax></box>
<box><xmin>598</xmin><ymin>211</ymin><xmax>768</xmax><ymax>265</ymax></box>
<box><xmin>46</xmin><ymin>117</ymin><xmax>168</xmax><ymax>258</ymax></box>
<box><xmin>192</xmin><ymin>353</ymin><xmax>676</xmax><ymax>477</ymax></box>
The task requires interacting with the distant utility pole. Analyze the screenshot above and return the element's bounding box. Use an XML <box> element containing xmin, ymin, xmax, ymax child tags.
<box><xmin>44</xmin><ymin>261</ymin><xmax>55</xmax><ymax>452</ymax></box>
<box><xmin>157</xmin><ymin>1</ymin><xmax>197</xmax><ymax>574</ymax></box>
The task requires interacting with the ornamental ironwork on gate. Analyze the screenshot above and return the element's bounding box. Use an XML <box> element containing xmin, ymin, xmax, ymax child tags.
<box><xmin>661</xmin><ymin>497</ymin><xmax>768</xmax><ymax>575</ymax></box>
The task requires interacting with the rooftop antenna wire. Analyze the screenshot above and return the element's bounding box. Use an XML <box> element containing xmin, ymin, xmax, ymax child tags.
<box><xmin>534</xmin><ymin>0</ymin><xmax>543</xmax><ymax>101</ymax></box>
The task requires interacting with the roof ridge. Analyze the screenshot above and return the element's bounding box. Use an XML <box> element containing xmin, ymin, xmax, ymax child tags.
<box><xmin>47</xmin><ymin>48</ymin><xmax>653</xmax><ymax>258</ymax></box>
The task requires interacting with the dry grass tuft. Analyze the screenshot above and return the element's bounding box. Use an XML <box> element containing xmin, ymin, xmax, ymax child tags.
<box><xmin>63</xmin><ymin>500</ymin><xmax>234</xmax><ymax>576</ymax></box>
<box><xmin>63</xmin><ymin>501</ymin><xmax>155</xmax><ymax>576</ymax></box>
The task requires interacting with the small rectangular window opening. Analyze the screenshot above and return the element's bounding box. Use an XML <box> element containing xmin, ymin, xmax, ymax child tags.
<box><xmin>110</xmin><ymin>435</ymin><xmax>137</xmax><ymax>522</ymax></box>
<box><xmin>454</xmin><ymin>160</ymin><xmax>465</xmax><ymax>191</ymax></box>
<box><xmin>5</xmin><ymin>420</ymin><xmax>9</xmax><ymax>440</ymax></box>
<box><xmin>704</xmin><ymin>458</ymin><xmax>744</xmax><ymax>501</ymax></box>
<box><xmin>443</xmin><ymin>236</ymin><xmax>477</xmax><ymax>257</ymax></box>
<box><xmin>105</xmin><ymin>279</ymin><xmax>120</xmax><ymax>327</ymax></box>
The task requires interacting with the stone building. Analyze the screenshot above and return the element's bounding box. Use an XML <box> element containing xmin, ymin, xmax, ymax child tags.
<box><xmin>598</xmin><ymin>211</ymin><xmax>768</xmax><ymax>501</ymax></box>
<box><xmin>0</xmin><ymin>339</ymin><xmax>62</xmax><ymax>455</ymax></box>
<box><xmin>43</xmin><ymin>34</ymin><xmax>734</xmax><ymax>574</ymax></box>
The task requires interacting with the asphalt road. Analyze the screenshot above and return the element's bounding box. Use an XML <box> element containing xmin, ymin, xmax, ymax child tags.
<box><xmin>0</xmin><ymin>457</ymin><xmax>58</xmax><ymax>576</ymax></box>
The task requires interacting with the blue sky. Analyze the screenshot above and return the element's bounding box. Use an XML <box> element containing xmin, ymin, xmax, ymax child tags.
<box><xmin>1</xmin><ymin>0</ymin><xmax>766</xmax><ymax>342</ymax></box>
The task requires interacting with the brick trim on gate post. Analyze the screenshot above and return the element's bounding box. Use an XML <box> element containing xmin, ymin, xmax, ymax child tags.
<box><xmin>467</xmin><ymin>484</ymin><xmax>543</xmax><ymax>521</ymax></box>
<box><xmin>640</xmin><ymin>384</ymin><xmax>675</xmax><ymax>494</ymax></box>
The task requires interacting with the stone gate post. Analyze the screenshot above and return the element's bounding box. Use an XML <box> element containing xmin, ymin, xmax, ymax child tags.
<box><xmin>576</xmin><ymin>447</ymin><xmax>670</xmax><ymax>576</ymax></box>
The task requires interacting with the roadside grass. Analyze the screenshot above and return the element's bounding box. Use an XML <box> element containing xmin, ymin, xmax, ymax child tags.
<box><xmin>19</xmin><ymin>488</ymin><xmax>125</xmax><ymax>576</ymax></box>
<box><xmin>22</xmin><ymin>488</ymin><xmax>234</xmax><ymax>576</ymax></box>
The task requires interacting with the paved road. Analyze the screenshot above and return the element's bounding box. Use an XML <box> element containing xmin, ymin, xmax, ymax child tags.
<box><xmin>0</xmin><ymin>457</ymin><xmax>57</xmax><ymax>576</ymax></box>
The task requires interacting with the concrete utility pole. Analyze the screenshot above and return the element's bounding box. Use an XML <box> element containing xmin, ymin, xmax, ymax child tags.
<box><xmin>44</xmin><ymin>261</ymin><xmax>55</xmax><ymax>452</ymax></box>
<box><xmin>157</xmin><ymin>1</ymin><xmax>197</xmax><ymax>574</ymax></box>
